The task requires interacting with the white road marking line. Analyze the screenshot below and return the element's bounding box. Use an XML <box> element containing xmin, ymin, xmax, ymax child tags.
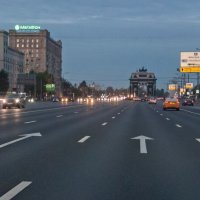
<box><xmin>117</xmin><ymin>113</ymin><xmax>120</xmax><ymax>115</ymax></box>
<box><xmin>181</xmin><ymin>109</ymin><xmax>200</xmax><ymax>116</ymax></box>
<box><xmin>74</xmin><ymin>111</ymin><xmax>79</xmax><ymax>114</ymax></box>
<box><xmin>112</xmin><ymin>116</ymin><xmax>116</xmax><ymax>119</ymax></box>
<box><xmin>0</xmin><ymin>181</ymin><xmax>32</xmax><ymax>200</ymax></box>
<box><xmin>0</xmin><ymin>133</ymin><xmax>42</xmax><ymax>149</ymax></box>
<box><xmin>166</xmin><ymin>118</ymin><xmax>170</xmax><ymax>121</ymax></box>
<box><xmin>176</xmin><ymin>124</ymin><xmax>182</xmax><ymax>128</ymax></box>
<box><xmin>56</xmin><ymin>115</ymin><xmax>63</xmax><ymax>118</ymax></box>
<box><xmin>78</xmin><ymin>136</ymin><xmax>90</xmax><ymax>143</ymax></box>
<box><xmin>196</xmin><ymin>138</ymin><xmax>200</xmax><ymax>142</ymax></box>
<box><xmin>24</xmin><ymin>121</ymin><xmax>36</xmax><ymax>124</ymax></box>
<box><xmin>156</xmin><ymin>111</ymin><xmax>159</xmax><ymax>112</ymax></box>
<box><xmin>160</xmin><ymin>114</ymin><xmax>163</xmax><ymax>116</ymax></box>
<box><xmin>102</xmin><ymin>122</ymin><xmax>108</xmax><ymax>126</ymax></box>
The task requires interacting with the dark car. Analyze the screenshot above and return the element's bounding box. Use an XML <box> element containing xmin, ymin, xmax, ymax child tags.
<box><xmin>182</xmin><ymin>99</ymin><xmax>194</xmax><ymax>106</ymax></box>
<box><xmin>2</xmin><ymin>94</ymin><xmax>26</xmax><ymax>109</ymax></box>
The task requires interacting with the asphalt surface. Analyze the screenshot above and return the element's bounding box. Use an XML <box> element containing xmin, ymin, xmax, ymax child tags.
<box><xmin>0</xmin><ymin>100</ymin><xmax>200</xmax><ymax>200</ymax></box>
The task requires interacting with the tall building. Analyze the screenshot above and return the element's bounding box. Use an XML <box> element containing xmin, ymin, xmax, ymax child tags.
<box><xmin>9</xmin><ymin>27</ymin><xmax>62</xmax><ymax>96</ymax></box>
<box><xmin>0</xmin><ymin>30</ymin><xmax>24</xmax><ymax>91</ymax></box>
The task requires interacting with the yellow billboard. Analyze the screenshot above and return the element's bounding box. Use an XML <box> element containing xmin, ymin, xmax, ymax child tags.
<box><xmin>180</xmin><ymin>52</ymin><xmax>200</xmax><ymax>73</ymax></box>
<box><xmin>185</xmin><ymin>83</ymin><xmax>193</xmax><ymax>89</ymax></box>
<box><xmin>168</xmin><ymin>84</ymin><xmax>178</xmax><ymax>91</ymax></box>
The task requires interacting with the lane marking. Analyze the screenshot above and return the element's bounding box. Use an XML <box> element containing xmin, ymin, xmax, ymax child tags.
<box><xmin>131</xmin><ymin>135</ymin><xmax>154</xmax><ymax>154</ymax></box>
<box><xmin>0</xmin><ymin>104</ymin><xmax>84</xmax><ymax>117</ymax></box>
<box><xmin>156</xmin><ymin>111</ymin><xmax>159</xmax><ymax>113</ymax></box>
<box><xmin>78</xmin><ymin>136</ymin><xmax>90</xmax><ymax>143</ymax></box>
<box><xmin>112</xmin><ymin>116</ymin><xmax>116</xmax><ymax>119</ymax></box>
<box><xmin>24</xmin><ymin>121</ymin><xmax>36</xmax><ymax>124</ymax></box>
<box><xmin>166</xmin><ymin>118</ymin><xmax>170</xmax><ymax>121</ymax></box>
<box><xmin>117</xmin><ymin>113</ymin><xmax>120</xmax><ymax>115</ymax></box>
<box><xmin>0</xmin><ymin>181</ymin><xmax>32</xmax><ymax>200</ymax></box>
<box><xmin>56</xmin><ymin>115</ymin><xmax>63</xmax><ymax>118</ymax></box>
<box><xmin>74</xmin><ymin>111</ymin><xmax>79</xmax><ymax>114</ymax></box>
<box><xmin>160</xmin><ymin>114</ymin><xmax>163</xmax><ymax>116</ymax></box>
<box><xmin>176</xmin><ymin>124</ymin><xmax>182</xmax><ymax>128</ymax></box>
<box><xmin>196</xmin><ymin>138</ymin><xmax>200</xmax><ymax>142</ymax></box>
<box><xmin>181</xmin><ymin>109</ymin><xmax>200</xmax><ymax>116</ymax></box>
<box><xmin>102</xmin><ymin>122</ymin><xmax>108</xmax><ymax>126</ymax></box>
<box><xmin>0</xmin><ymin>133</ymin><xmax>42</xmax><ymax>149</ymax></box>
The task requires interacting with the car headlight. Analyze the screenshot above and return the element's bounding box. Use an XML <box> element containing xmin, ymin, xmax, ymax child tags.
<box><xmin>15</xmin><ymin>98</ymin><xmax>20</xmax><ymax>103</ymax></box>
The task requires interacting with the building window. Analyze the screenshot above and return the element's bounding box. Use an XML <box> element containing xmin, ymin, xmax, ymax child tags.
<box><xmin>36</xmin><ymin>44</ymin><xmax>39</xmax><ymax>48</ymax></box>
<box><xmin>22</xmin><ymin>44</ymin><xmax>24</xmax><ymax>48</ymax></box>
<box><xmin>36</xmin><ymin>39</ymin><xmax>39</xmax><ymax>43</ymax></box>
<box><xmin>31</xmin><ymin>44</ymin><xmax>34</xmax><ymax>48</ymax></box>
<box><xmin>17</xmin><ymin>44</ymin><xmax>19</xmax><ymax>48</ymax></box>
<box><xmin>27</xmin><ymin>39</ymin><xmax>29</xmax><ymax>43</ymax></box>
<box><xmin>26</xmin><ymin>44</ymin><xmax>29</xmax><ymax>48</ymax></box>
<box><xmin>22</xmin><ymin>39</ymin><xmax>24</xmax><ymax>43</ymax></box>
<box><xmin>32</xmin><ymin>39</ymin><xmax>34</xmax><ymax>43</ymax></box>
<box><xmin>17</xmin><ymin>39</ymin><xmax>19</xmax><ymax>42</ymax></box>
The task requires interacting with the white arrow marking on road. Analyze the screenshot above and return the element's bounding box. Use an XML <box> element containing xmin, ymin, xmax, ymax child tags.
<box><xmin>0</xmin><ymin>181</ymin><xmax>32</xmax><ymax>200</ymax></box>
<box><xmin>24</xmin><ymin>121</ymin><xmax>36</xmax><ymax>124</ymax></box>
<box><xmin>102</xmin><ymin>122</ymin><xmax>108</xmax><ymax>126</ymax></box>
<box><xmin>131</xmin><ymin>135</ymin><xmax>154</xmax><ymax>154</ymax></box>
<box><xmin>78</xmin><ymin>136</ymin><xmax>90</xmax><ymax>143</ymax></box>
<box><xmin>0</xmin><ymin>133</ymin><xmax>42</xmax><ymax>149</ymax></box>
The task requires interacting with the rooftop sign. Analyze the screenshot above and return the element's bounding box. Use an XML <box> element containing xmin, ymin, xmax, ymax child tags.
<box><xmin>15</xmin><ymin>25</ymin><xmax>41</xmax><ymax>31</ymax></box>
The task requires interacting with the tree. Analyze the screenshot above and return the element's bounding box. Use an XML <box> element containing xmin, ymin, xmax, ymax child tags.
<box><xmin>0</xmin><ymin>69</ymin><xmax>9</xmax><ymax>93</ymax></box>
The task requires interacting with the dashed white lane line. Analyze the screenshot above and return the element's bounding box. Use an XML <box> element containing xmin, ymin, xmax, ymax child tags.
<box><xmin>56</xmin><ymin>115</ymin><xmax>63</xmax><ymax>118</ymax></box>
<box><xmin>160</xmin><ymin>114</ymin><xmax>163</xmax><ymax>116</ymax></box>
<box><xmin>0</xmin><ymin>181</ymin><xmax>32</xmax><ymax>200</ymax></box>
<box><xmin>112</xmin><ymin>116</ymin><xmax>116</xmax><ymax>119</ymax></box>
<box><xmin>166</xmin><ymin>118</ymin><xmax>170</xmax><ymax>121</ymax></box>
<box><xmin>117</xmin><ymin>113</ymin><xmax>120</xmax><ymax>115</ymax></box>
<box><xmin>176</xmin><ymin>124</ymin><xmax>182</xmax><ymax>128</ymax></box>
<box><xmin>78</xmin><ymin>136</ymin><xmax>90</xmax><ymax>143</ymax></box>
<box><xmin>74</xmin><ymin>111</ymin><xmax>79</xmax><ymax>114</ymax></box>
<box><xmin>102</xmin><ymin>122</ymin><xmax>108</xmax><ymax>126</ymax></box>
<box><xmin>24</xmin><ymin>121</ymin><xmax>36</xmax><ymax>124</ymax></box>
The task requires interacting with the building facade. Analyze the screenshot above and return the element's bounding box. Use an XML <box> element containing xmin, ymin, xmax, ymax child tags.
<box><xmin>130</xmin><ymin>67</ymin><xmax>157</xmax><ymax>97</ymax></box>
<box><xmin>9</xmin><ymin>29</ymin><xmax>62</xmax><ymax>96</ymax></box>
<box><xmin>0</xmin><ymin>31</ymin><xmax>24</xmax><ymax>91</ymax></box>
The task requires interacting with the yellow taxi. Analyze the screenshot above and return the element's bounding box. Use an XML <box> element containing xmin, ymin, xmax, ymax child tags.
<box><xmin>163</xmin><ymin>97</ymin><xmax>180</xmax><ymax>111</ymax></box>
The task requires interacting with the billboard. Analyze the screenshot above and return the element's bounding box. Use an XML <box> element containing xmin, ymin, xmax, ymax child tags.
<box><xmin>185</xmin><ymin>83</ymin><xmax>193</xmax><ymax>89</ymax></box>
<box><xmin>180</xmin><ymin>52</ymin><xmax>200</xmax><ymax>72</ymax></box>
<box><xmin>46</xmin><ymin>84</ymin><xmax>55</xmax><ymax>92</ymax></box>
<box><xmin>168</xmin><ymin>84</ymin><xmax>178</xmax><ymax>91</ymax></box>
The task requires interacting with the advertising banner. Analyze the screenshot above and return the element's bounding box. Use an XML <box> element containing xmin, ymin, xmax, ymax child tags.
<box><xmin>168</xmin><ymin>84</ymin><xmax>178</xmax><ymax>91</ymax></box>
<box><xmin>180</xmin><ymin>52</ymin><xmax>200</xmax><ymax>72</ymax></box>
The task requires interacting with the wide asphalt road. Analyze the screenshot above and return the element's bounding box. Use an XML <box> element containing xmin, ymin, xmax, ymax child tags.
<box><xmin>0</xmin><ymin>100</ymin><xmax>200</xmax><ymax>200</ymax></box>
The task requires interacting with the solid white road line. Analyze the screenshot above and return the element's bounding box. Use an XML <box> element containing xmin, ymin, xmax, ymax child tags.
<box><xmin>78</xmin><ymin>136</ymin><xmax>90</xmax><ymax>143</ymax></box>
<box><xmin>0</xmin><ymin>181</ymin><xmax>32</xmax><ymax>200</ymax></box>
<box><xmin>176</xmin><ymin>124</ymin><xmax>182</xmax><ymax>128</ymax></box>
<box><xmin>56</xmin><ymin>115</ymin><xmax>63</xmax><ymax>118</ymax></box>
<box><xmin>102</xmin><ymin>122</ymin><xmax>108</xmax><ymax>126</ymax></box>
<box><xmin>24</xmin><ymin>121</ymin><xmax>36</xmax><ymax>124</ymax></box>
<box><xmin>166</xmin><ymin>118</ymin><xmax>170</xmax><ymax>121</ymax></box>
<box><xmin>181</xmin><ymin>109</ymin><xmax>200</xmax><ymax>116</ymax></box>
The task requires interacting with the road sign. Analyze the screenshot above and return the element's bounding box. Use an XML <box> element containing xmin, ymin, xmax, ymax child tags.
<box><xmin>185</xmin><ymin>83</ymin><xmax>193</xmax><ymax>89</ymax></box>
<box><xmin>168</xmin><ymin>84</ymin><xmax>178</xmax><ymax>91</ymax></box>
<box><xmin>180</xmin><ymin>52</ymin><xmax>200</xmax><ymax>73</ymax></box>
